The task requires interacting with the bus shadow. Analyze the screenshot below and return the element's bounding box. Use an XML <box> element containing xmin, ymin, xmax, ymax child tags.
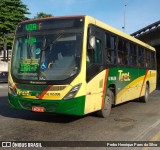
<box><xmin>0</xmin><ymin>96</ymin><xmax>84</xmax><ymax>123</ymax></box>
<box><xmin>156</xmin><ymin>84</ymin><xmax>160</xmax><ymax>90</ymax></box>
<box><xmin>111</xmin><ymin>97</ymin><xmax>146</xmax><ymax>109</ymax></box>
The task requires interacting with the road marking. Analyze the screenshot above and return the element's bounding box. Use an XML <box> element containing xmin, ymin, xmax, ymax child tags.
<box><xmin>134</xmin><ymin>119</ymin><xmax>160</xmax><ymax>141</ymax></box>
<box><xmin>142</xmin><ymin>131</ymin><xmax>160</xmax><ymax>150</ymax></box>
<box><xmin>150</xmin><ymin>131</ymin><xmax>160</xmax><ymax>141</ymax></box>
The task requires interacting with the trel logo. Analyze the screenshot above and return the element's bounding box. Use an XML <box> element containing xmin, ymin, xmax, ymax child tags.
<box><xmin>118</xmin><ymin>70</ymin><xmax>131</xmax><ymax>81</ymax></box>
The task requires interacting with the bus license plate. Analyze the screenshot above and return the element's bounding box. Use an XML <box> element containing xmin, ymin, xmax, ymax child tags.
<box><xmin>32</xmin><ymin>106</ymin><xmax>44</xmax><ymax>112</ymax></box>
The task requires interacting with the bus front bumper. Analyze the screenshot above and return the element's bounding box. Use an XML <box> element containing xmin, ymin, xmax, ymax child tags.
<box><xmin>8</xmin><ymin>94</ymin><xmax>85</xmax><ymax>116</ymax></box>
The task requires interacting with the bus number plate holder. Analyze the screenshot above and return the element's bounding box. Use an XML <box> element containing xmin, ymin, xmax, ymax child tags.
<box><xmin>32</xmin><ymin>106</ymin><xmax>44</xmax><ymax>112</ymax></box>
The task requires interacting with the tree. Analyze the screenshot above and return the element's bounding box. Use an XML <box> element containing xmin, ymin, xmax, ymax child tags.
<box><xmin>0</xmin><ymin>0</ymin><xmax>30</xmax><ymax>50</ymax></box>
<box><xmin>34</xmin><ymin>12</ymin><xmax>53</xmax><ymax>19</ymax></box>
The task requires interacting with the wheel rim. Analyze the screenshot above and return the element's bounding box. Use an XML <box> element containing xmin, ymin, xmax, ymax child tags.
<box><xmin>104</xmin><ymin>96</ymin><xmax>110</xmax><ymax>110</ymax></box>
<box><xmin>145</xmin><ymin>86</ymin><xmax>149</xmax><ymax>101</ymax></box>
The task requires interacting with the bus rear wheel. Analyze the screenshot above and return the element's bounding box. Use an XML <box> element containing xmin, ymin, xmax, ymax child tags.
<box><xmin>140</xmin><ymin>84</ymin><xmax>149</xmax><ymax>103</ymax></box>
<box><xmin>96</xmin><ymin>89</ymin><xmax>113</xmax><ymax>118</ymax></box>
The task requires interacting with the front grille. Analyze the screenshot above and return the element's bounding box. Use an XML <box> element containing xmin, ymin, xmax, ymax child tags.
<box><xmin>16</xmin><ymin>84</ymin><xmax>66</xmax><ymax>91</ymax></box>
<box><xmin>18</xmin><ymin>99</ymin><xmax>59</xmax><ymax>112</ymax></box>
<box><xmin>16</xmin><ymin>84</ymin><xmax>47</xmax><ymax>91</ymax></box>
<box><xmin>49</xmin><ymin>86</ymin><xmax>66</xmax><ymax>91</ymax></box>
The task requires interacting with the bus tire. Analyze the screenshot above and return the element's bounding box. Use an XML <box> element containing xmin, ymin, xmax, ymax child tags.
<box><xmin>140</xmin><ymin>84</ymin><xmax>149</xmax><ymax>103</ymax></box>
<box><xmin>96</xmin><ymin>89</ymin><xmax>113</xmax><ymax>118</ymax></box>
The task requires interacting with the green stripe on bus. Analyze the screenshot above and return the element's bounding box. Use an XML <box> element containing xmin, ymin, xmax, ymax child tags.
<box><xmin>106</xmin><ymin>67</ymin><xmax>147</xmax><ymax>93</ymax></box>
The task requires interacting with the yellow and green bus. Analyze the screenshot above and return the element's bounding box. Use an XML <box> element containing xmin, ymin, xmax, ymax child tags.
<box><xmin>8</xmin><ymin>15</ymin><xmax>157</xmax><ymax>117</ymax></box>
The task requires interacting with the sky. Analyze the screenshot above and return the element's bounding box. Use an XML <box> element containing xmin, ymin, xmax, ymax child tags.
<box><xmin>22</xmin><ymin>0</ymin><xmax>160</xmax><ymax>34</ymax></box>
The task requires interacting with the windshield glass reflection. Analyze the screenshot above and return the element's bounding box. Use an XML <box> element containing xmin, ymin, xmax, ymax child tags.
<box><xmin>12</xmin><ymin>32</ymin><xmax>82</xmax><ymax>82</ymax></box>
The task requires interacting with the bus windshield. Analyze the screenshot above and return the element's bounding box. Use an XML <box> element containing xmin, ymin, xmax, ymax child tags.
<box><xmin>11</xmin><ymin>31</ymin><xmax>82</xmax><ymax>82</ymax></box>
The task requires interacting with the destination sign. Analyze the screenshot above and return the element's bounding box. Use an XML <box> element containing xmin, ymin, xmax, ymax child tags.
<box><xmin>17</xmin><ymin>18</ymin><xmax>84</xmax><ymax>33</ymax></box>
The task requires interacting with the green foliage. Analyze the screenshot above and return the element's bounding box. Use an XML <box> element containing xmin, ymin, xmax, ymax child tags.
<box><xmin>34</xmin><ymin>12</ymin><xmax>53</xmax><ymax>19</ymax></box>
<box><xmin>0</xmin><ymin>0</ymin><xmax>30</xmax><ymax>50</ymax></box>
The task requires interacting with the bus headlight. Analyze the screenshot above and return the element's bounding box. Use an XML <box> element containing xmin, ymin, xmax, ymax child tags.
<box><xmin>63</xmin><ymin>83</ymin><xmax>82</xmax><ymax>100</ymax></box>
<box><xmin>8</xmin><ymin>82</ymin><xmax>17</xmax><ymax>96</ymax></box>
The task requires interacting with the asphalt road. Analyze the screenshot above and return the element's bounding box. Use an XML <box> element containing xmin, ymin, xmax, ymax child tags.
<box><xmin>0</xmin><ymin>83</ymin><xmax>160</xmax><ymax>150</ymax></box>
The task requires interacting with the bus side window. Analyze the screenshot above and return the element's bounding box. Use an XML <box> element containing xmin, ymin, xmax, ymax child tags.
<box><xmin>86</xmin><ymin>36</ymin><xmax>102</xmax><ymax>82</ymax></box>
<box><xmin>124</xmin><ymin>41</ymin><xmax>129</xmax><ymax>65</ymax></box>
<box><xmin>95</xmin><ymin>39</ymin><xmax>102</xmax><ymax>64</ymax></box>
<box><xmin>87</xmin><ymin>38</ymin><xmax>102</xmax><ymax>66</ymax></box>
<box><xmin>105</xmin><ymin>33</ymin><xmax>111</xmax><ymax>64</ymax></box>
<box><xmin>117</xmin><ymin>39</ymin><xmax>129</xmax><ymax>65</ymax></box>
<box><xmin>150</xmin><ymin>51</ymin><xmax>156</xmax><ymax>69</ymax></box>
<box><xmin>130</xmin><ymin>44</ymin><xmax>137</xmax><ymax>66</ymax></box>
<box><xmin>111</xmin><ymin>36</ymin><xmax>117</xmax><ymax>64</ymax></box>
<box><xmin>117</xmin><ymin>38</ymin><xmax>124</xmax><ymax>65</ymax></box>
<box><xmin>105</xmin><ymin>34</ymin><xmax>116</xmax><ymax>65</ymax></box>
<box><xmin>145</xmin><ymin>50</ymin><xmax>150</xmax><ymax>68</ymax></box>
<box><xmin>138</xmin><ymin>47</ymin><xmax>145</xmax><ymax>67</ymax></box>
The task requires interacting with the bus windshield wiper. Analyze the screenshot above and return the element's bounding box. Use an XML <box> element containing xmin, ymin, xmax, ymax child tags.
<box><xmin>37</xmin><ymin>30</ymin><xmax>65</xmax><ymax>80</ymax></box>
<box><xmin>26</xmin><ymin>33</ymin><xmax>33</xmax><ymax>61</ymax></box>
<box><xmin>42</xmin><ymin>30</ymin><xmax>65</xmax><ymax>51</ymax></box>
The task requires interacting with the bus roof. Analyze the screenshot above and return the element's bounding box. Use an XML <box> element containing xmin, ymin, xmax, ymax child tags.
<box><xmin>19</xmin><ymin>15</ymin><xmax>155</xmax><ymax>51</ymax></box>
<box><xmin>20</xmin><ymin>15</ymin><xmax>86</xmax><ymax>23</ymax></box>
<box><xmin>85</xmin><ymin>15</ymin><xmax>155</xmax><ymax>51</ymax></box>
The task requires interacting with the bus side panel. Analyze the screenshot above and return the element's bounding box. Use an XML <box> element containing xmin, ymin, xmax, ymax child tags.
<box><xmin>84</xmin><ymin>70</ymin><xmax>107</xmax><ymax>114</ymax></box>
<box><xmin>139</xmin><ymin>69</ymin><xmax>157</xmax><ymax>97</ymax></box>
<box><xmin>107</xmin><ymin>67</ymin><xmax>140</xmax><ymax>104</ymax></box>
<box><xmin>137</xmin><ymin>69</ymin><xmax>148</xmax><ymax>98</ymax></box>
<box><xmin>149</xmin><ymin>70</ymin><xmax>157</xmax><ymax>93</ymax></box>
<box><xmin>107</xmin><ymin>68</ymin><xmax>155</xmax><ymax>105</ymax></box>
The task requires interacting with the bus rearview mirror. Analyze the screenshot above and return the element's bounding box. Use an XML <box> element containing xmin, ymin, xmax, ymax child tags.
<box><xmin>88</xmin><ymin>36</ymin><xmax>95</xmax><ymax>49</ymax></box>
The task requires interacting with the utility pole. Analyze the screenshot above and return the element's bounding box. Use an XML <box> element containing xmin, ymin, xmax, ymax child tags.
<box><xmin>122</xmin><ymin>0</ymin><xmax>127</xmax><ymax>32</ymax></box>
<box><xmin>3</xmin><ymin>34</ymin><xmax>6</xmax><ymax>60</ymax></box>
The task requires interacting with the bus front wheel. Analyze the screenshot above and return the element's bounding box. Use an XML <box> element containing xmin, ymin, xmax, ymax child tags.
<box><xmin>96</xmin><ymin>89</ymin><xmax>113</xmax><ymax>118</ymax></box>
<box><xmin>140</xmin><ymin>84</ymin><xmax>149</xmax><ymax>103</ymax></box>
